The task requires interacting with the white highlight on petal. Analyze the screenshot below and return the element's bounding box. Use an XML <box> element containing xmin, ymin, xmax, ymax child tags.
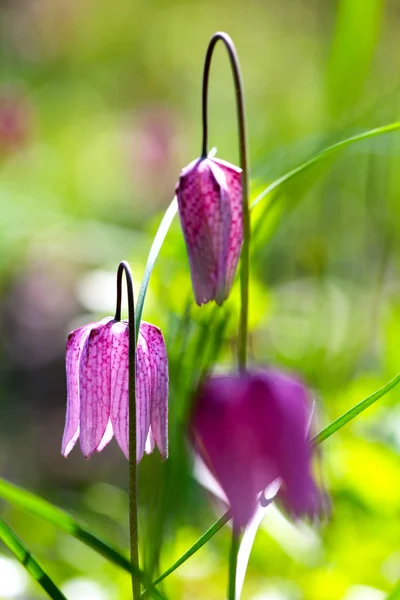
<box><xmin>96</xmin><ymin>419</ymin><xmax>114</xmax><ymax>452</ymax></box>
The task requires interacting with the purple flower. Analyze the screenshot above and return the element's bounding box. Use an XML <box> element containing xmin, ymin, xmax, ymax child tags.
<box><xmin>62</xmin><ymin>317</ymin><xmax>168</xmax><ymax>462</ymax></box>
<box><xmin>176</xmin><ymin>157</ymin><xmax>243</xmax><ymax>306</ymax></box>
<box><xmin>190</xmin><ymin>369</ymin><xmax>320</xmax><ymax>529</ymax></box>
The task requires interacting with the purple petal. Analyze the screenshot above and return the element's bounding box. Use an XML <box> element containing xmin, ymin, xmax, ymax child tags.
<box><xmin>62</xmin><ymin>323</ymin><xmax>92</xmax><ymax>457</ymax></box>
<box><xmin>136</xmin><ymin>330</ymin><xmax>151</xmax><ymax>462</ymax></box>
<box><xmin>110</xmin><ymin>321</ymin><xmax>129</xmax><ymax>458</ymax></box>
<box><xmin>140</xmin><ymin>322</ymin><xmax>168</xmax><ymax>460</ymax></box>
<box><xmin>264</xmin><ymin>371</ymin><xmax>320</xmax><ymax>517</ymax></box>
<box><xmin>176</xmin><ymin>159</ymin><xmax>225</xmax><ymax>305</ymax></box>
<box><xmin>176</xmin><ymin>157</ymin><xmax>242</xmax><ymax>306</ymax></box>
<box><xmin>109</xmin><ymin>322</ymin><xmax>151</xmax><ymax>462</ymax></box>
<box><xmin>79</xmin><ymin>318</ymin><xmax>114</xmax><ymax>458</ymax></box>
<box><xmin>191</xmin><ymin>370</ymin><xmax>319</xmax><ymax>529</ymax></box>
<box><xmin>191</xmin><ymin>375</ymin><xmax>278</xmax><ymax>529</ymax></box>
<box><xmin>212</xmin><ymin>159</ymin><xmax>243</xmax><ymax>304</ymax></box>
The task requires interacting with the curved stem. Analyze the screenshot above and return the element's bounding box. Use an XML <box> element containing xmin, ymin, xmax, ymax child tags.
<box><xmin>201</xmin><ymin>31</ymin><xmax>250</xmax><ymax>371</ymax></box>
<box><xmin>115</xmin><ymin>261</ymin><xmax>140</xmax><ymax>600</ymax></box>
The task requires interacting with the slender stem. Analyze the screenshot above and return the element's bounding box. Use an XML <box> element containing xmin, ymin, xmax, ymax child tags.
<box><xmin>228</xmin><ymin>529</ymin><xmax>240</xmax><ymax>600</ymax></box>
<box><xmin>201</xmin><ymin>32</ymin><xmax>251</xmax><ymax>371</ymax></box>
<box><xmin>115</xmin><ymin>261</ymin><xmax>140</xmax><ymax>600</ymax></box>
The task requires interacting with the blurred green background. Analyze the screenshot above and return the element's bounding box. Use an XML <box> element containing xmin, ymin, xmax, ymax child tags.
<box><xmin>1</xmin><ymin>0</ymin><xmax>400</xmax><ymax>598</ymax></box>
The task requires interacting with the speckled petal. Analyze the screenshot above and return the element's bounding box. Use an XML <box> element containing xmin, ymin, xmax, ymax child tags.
<box><xmin>176</xmin><ymin>159</ymin><xmax>222</xmax><ymax>305</ymax></box>
<box><xmin>212</xmin><ymin>158</ymin><xmax>243</xmax><ymax>304</ymax></box>
<box><xmin>176</xmin><ymin>157</ymin><xmax>242</xmax><ymax>306</ymax></box>
<box><xmin>141</xmin><ymin>322</ymin><xmax>169</xmax><ymax>460</ymax></box>
<box><xmin>62</xmin><ymin>323</ymin><xmax>92</xmax><ymax>457</ymax></box>
<box><xmin>136</xmin><ymin>330</ymin><xmax>151</xmax><ymax>462</ymax></box>
<box><xmin>109</xmin><ymin>321</ymin><xmax>129</xmax><ymax>457</ymax></box>
<box><xmin>79</xmin><ymin>318</ymin><xmax>114</xmax><ymax>458</ymax></box>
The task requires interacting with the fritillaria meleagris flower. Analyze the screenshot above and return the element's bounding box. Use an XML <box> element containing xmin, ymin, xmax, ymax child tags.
<box><xmin>175</xmin><ymin>157</ymin><xmax>243</xmax><ymax>306</ymax></box>
<box><xmin>190</xmin><ymin>369</ymin><xmax>320</xmax><ymax>529</ymax></box>
<box><xmin>62</xmin><ymin>317</ymin><xmax>168</xmax><ymax>462</ymax></box>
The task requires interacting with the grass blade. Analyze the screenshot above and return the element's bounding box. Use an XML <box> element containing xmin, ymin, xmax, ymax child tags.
<box><xmin>0</xmin><ymin>516</ymin><xmax>67</xmax><ymax>600</ymax></box>
<box><xmin>135</xmin><ymin>197</ymin><xmax>178</xmax><ymax>331</ymax></box>
<box><xmin>251</xmin><ymin>121</ymin><xmax>400</xmax><ymax>209</ymax></box>
<box><xmin>0</xmin><ymin>479</ymin><xmax>167</xmax><ymax>600</ymax></box>
<box><xmin>312</xmin><ymin>372</ymin><xmax>400</xmax><ymax>445</ymax></box>
<box><xmin>140</xmin><ymin>512</ymin><xmax>231</xmax><ymax>597</ymax></box>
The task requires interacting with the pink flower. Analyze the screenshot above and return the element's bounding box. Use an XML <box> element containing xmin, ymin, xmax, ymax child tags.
<box><xmin>62</xmin><ymin>317</ymin><xmax>168</xmax><ymax>462</ymax></box>
<box><xmin>190</xmin><ymin>370</ymin><xmax>320</xmax><ymax>529</ymax></box>
<box><xmin>176</xmin><ymin>157</ymin><xmax>243</xmax><ymax>306</ymax></box>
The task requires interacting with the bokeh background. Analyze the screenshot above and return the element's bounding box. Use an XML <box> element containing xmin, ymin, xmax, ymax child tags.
<box><xmin>1</xmin><ymin>0</ymin><xmax>400</xmax><ymax>598</ymax></box>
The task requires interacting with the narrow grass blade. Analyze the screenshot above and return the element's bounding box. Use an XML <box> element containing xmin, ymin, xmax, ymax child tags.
<box><xmin>140</xmin><ymin>511</ymin><xmax>231</xmax><ymax>597</ymax></box>
<box><xmin>135</xmin><ymin>197</ymin><xmax>178</xmax><ymax>332</ymax></box>
<box><xmin>0</xmin><ymin>516</ymin><xmax>67</xmax><ymax>600</ymax></box>
<box><xmin>251</xmin><ymin>121</ymin><xmax>400</xmax><ymax>209</ymax></box>
<box><xmin>0</xmin><ymin>478</ymin><xmax>166</xmax><ymax>600</ymax></box>
<box><xmin>312</xmin><ymin>371</ymin><xmax>400</xmax><ymax>445</ymax></box>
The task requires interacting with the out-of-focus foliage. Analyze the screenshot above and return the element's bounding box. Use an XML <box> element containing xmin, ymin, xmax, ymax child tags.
<box><xmin>1</xmin><ymin>0</ymin><xmax>400</xmax><ymax>598</ymax></box>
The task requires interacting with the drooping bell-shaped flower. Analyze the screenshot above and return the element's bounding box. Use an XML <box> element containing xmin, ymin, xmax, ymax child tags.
<box><xmin>62</xmin><ymin>317</ymin><xmax>168</xmax><ymax>462</ymax></box>
<box><xmin>190</xmin><ymin>369</ymin><xmax>320</xmax><ymax>529</ymax></box>
<box><xmin>176</xmin><ymin>157</ymin><xmax>243</xmax><ymax>306</ymax></box>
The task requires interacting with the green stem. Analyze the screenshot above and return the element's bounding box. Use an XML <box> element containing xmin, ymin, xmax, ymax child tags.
<box><xmin>228</xmin><ymin>529</ymin><xmax>240</xmax><ymax>600</ymax></box>
<box><xmin>201</xmin><ymin>32</ymin><xmax>250</xmax><ymax>371</ymax></box>
<box><xmin>115</xmin><ymin>261</ymin><xmax>140</xmax><ymax>600</ymax></box>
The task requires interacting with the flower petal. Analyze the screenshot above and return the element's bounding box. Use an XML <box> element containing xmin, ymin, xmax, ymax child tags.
<box><xmin>176</xmin><ymin>158</ymin><xmax>222</xmax><ymax>305</ymax></box>
<box><xmin>110</xmin><ymin>321</ymin><xmax>129</xmax><ymax>458</ymax></box>
<box><xmin>191</xmin><ymin>375</ymin><xmax>278</xmax><ymax>529</ymax></box>
<box><xmin>141</xmin><ymin>322</ymin><xmax>168</xmax><ymax>460</ymax></box>
<box><xmin>62</xmin><ymin>324</ymin><xmax>92</xmax><ymax>457</ymax></box>
<box><xmin>79</xmin><ymin>318</ymin><xmax>114</xmax><ymax>458</ymax></box>
<box><xmin>136</xmin><ymin>330</ymin><xmax>151</xmax><ymax>463</ymax></box>
<box><xmin>212</xmin><ymin>158</ymin><xmax>243</xmax><ymax>304</ymax></box>
<box><xmin>265</xmin><ymin>371</ymin><xmax>320</xmax><ymax>517</ymax></box>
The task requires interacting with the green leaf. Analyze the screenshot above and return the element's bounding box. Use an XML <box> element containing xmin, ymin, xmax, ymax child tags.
<box><xmin>0</xmin><ymin>479</ymin><xmax>166</xmax><ymax>600</ymax></box>
<box><xmin>135</xmin><ymin>197</ymin><xmax>178</xmax><ymax>333</ymax></box>
<box><xmin>0</xmin><ymin>515</ymin><xmax>67</xmax><ymax>600</ymax></box>
<box><xmin>251</xmin><ymin>121</ymin><xmax>400</xmax><ymax>210</ymax></box>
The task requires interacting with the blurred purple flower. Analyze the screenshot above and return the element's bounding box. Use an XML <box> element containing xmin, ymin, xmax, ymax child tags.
<box><xmin>62</xmin><ymin>317</ymin><xmax>168</xmax><ymax>462</ymax></box>
<box><xmin>0</xmin><ymin>90</ymin><xmax>31</xmax><ymax>153</ymax></box>
<box><xmin>176</xmin><ymin>157</ymin><xmax>242</xmax><ymax>306</ymax></box>
<box><xmin>190</xmin><ymin>369</ymin><xmax>320</xmax><ymax>529</ymax></box>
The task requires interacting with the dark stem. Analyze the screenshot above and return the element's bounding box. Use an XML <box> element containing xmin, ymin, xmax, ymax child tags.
<box><xmin>228</xmin><ymin>529</ymin><xmax>240</xmax><ymax>600</ymax></box>
<box><xmin>115</xmin><ymin>261</ymin><xmax>140</xmax><ymax>600</ymax></box>
<box><xmin>201</xmin><ymin>31</ymin><xmax>250</xmax><ymax>370</ymax></box>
